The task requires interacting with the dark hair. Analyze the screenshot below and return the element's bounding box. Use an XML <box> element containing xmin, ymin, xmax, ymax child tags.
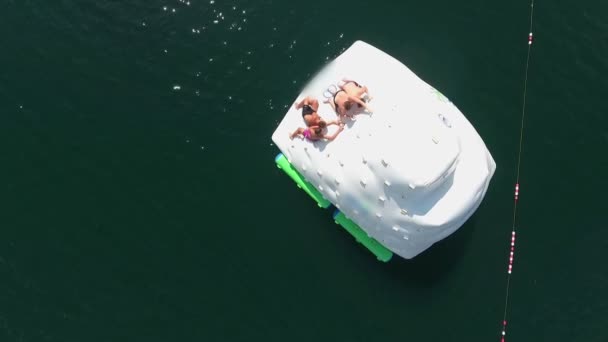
<box><xmin>343</xmin><ymin>101</ymin><xmax>353</xmax><ymax>111</ymax></box>
<box><xmin>318</xmin><ymin>120</ymin><xmax>327</xmax><ymax>128</ymax></box>
<box><xmin>313</xmin><ymin>127</ymin><xmax>323</xmax><ymax>135</ymax></box>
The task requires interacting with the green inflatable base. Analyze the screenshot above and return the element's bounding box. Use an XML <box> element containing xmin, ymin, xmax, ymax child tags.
<box><xmin>275</xmin><ymin>152</ymin><xmax>393</xmax><ymax>262</ymax></box>
<box><xmin>275</xmin><ymin>153</ymin><xmax>331</xmax><ymax>208</ymax></box>
<box><xmin>333</xmin><ymin>211</ymin><xmax>393</xmax><ymax>262</ymax></box>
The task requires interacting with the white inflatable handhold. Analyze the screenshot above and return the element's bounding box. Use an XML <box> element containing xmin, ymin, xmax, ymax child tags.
<box><xmin>384</xmin><ymin>180</ymin><xmax>391</xmax><ymax>186</ymax></box>
<box><xmin>400</xmin><ymin>209</ymin><xmax>408</xmax><ymax>215</ymax></box>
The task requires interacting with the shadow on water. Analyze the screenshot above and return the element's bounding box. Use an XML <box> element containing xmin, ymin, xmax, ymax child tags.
<box><xmin>381</xmin><ymin>213</ymin><xmax>479</xmax><ymax>289</ymax></box>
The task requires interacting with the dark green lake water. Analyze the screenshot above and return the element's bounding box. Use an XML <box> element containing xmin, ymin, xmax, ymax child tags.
<box><xmin>1</xmin><ymin>1</ymin><xmax>607</xmax><ymax>341</ymax></box>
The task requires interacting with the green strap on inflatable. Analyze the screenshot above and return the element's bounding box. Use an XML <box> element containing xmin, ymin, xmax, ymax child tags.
<box><xmin>333</xmin><ymin>211</ymin><xmax>393</xmax><ymax>262</ymax></box>
<box><xmin>275</xmin><ymin>153</ymin><xmax>392</xmax><ymax>262</ymax></box>
<box><xmin>275</xmin><ymin>153</ymin><xmax>331</xmax><ymax>208</ymax></box>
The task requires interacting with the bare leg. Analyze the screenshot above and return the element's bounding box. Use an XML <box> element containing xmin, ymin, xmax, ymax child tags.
<box><xmin>294</xmin><ymin>96</ymin><xmax>319</xmax><ymax>111</ymax></box>
<box><xmin>294</xmin><ymin>97</ymin><xmax>307</xmax><ymax>109</ymax></box>
<box><xmin>308</xmin><ymin>97</ymin><xmax>319</xmax><ymax>111</ymax></box>
<box><xmin>289</xmin><ymin>127</ymin><xmax>305</xmax><ymax>140</ymax></box>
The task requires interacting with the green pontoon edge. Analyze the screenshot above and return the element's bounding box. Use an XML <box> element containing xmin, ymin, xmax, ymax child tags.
<box><xmin>275</xmin><ymin>153</ymin><xmax>392</xmax><ymax>262</ymax></box>
<box><xmin>275</xmin><ymin>153</ymin><xmax>331</xmax><ymax>208</ymax></box>
<box><xmin>333</xmin><ymin>210</ymin><xmax>393</xmax><ymax>262</ymax></box>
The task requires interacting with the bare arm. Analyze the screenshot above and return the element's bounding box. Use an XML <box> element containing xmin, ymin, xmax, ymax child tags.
<box><xmin>323</xmin><ymin>126</ymin><xmax>344</xmax><ymax>141</ymax></box>
<box><xmin>349</xmin><ymin>95</ymin><xmax>373</xmax><ymax>113</ymax></box>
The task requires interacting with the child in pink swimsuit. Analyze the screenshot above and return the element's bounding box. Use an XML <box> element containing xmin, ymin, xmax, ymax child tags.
<box><xmin>289</xmin><ymin>120</ymin><xmax>344</xmax><ymax>142</ymax></box>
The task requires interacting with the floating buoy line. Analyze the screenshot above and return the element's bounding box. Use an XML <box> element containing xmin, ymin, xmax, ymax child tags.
<box><xmin>499</xmin><ymin>0</ymin><xmax>535</xmax><ymax>341</ymax></box>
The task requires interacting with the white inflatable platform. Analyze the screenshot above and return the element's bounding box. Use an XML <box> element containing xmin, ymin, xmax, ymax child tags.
<box><xmin>272</xmin><ymin>41</ymin><xmax>496</xmax><ymax>259</ymax></box>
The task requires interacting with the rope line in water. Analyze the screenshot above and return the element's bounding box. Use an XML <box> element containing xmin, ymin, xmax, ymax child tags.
<box><xmin>500</xmin><ymin>1</ymin><xmax>535</xmax><ymax>341</ymax></box>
